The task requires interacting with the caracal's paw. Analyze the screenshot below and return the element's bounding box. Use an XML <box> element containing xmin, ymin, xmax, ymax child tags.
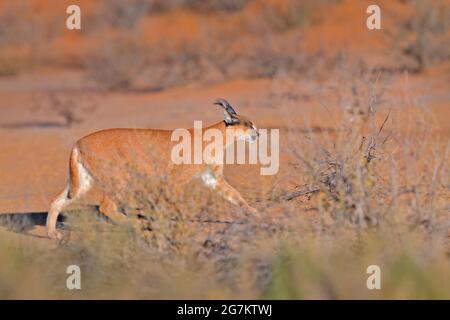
<box><xmin>48</xmin><ymin>229</ymin><xmax>62</xmax><ymax>240</ymax></box>
<box><xmin>244</xmin><ymin>206</ymin><xmax>258</xmax><ymax>215</ymax></box>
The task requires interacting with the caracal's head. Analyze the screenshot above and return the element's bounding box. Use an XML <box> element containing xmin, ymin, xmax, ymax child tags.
<box><xmin>214</xmin><ymin>98</ymin><xmax>259</xmax><ymax>143</ymax></box>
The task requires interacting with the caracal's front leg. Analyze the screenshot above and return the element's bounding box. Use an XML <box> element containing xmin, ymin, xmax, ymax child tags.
<box><xmin>216</xmin><ymin>177</ymin><xmax>258</xmax><ymax>214</ymax></box>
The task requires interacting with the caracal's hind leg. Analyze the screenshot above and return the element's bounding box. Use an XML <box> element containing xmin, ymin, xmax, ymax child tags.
<box><xmin>47</xmin><ymin>184</ymin><xmax>71</xmax><ymax>239</ymax></box>
<box><xmin>47</xmin><ymin>146</ymin><xmax>93</xmax><ymax>239</ymax></box>
<box><xmin>99</xmin><ymin>195</ymin><xmax>128</xmax><ymax>224</ymax></box>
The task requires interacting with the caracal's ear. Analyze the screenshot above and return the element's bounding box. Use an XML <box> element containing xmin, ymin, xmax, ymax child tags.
<box><xmin>214</xmin><ymin>98</ymin><xmax>239</xmax><ymax>125</ymax></box>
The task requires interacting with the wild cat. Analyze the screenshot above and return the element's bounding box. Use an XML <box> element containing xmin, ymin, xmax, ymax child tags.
<box><xmin>47</xmin><ymin>99</ymin><xmax>259</xmax><ymax>239</ymax></box>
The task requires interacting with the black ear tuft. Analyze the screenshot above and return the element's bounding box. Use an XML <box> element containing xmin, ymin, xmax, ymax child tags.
<box><xmin>214</xmin><ymin>98</ymin><xmax>237</xmax><ymax>116</ymax></box>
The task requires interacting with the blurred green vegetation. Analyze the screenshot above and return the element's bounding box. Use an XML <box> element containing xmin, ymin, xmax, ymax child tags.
<box><xmin>1</xmin><ymin>211</ymin><xmax>448</xmax><ymax>299</ymax></box>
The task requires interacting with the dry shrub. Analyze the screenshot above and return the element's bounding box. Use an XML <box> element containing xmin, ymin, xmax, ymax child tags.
<box><xmin>84</xmin><ymin>32</ymin><xmax>148</xmax><ymax>90</ymax></box>
<box><xmin>0</xmin><ymin>2</ymin><xmax>60</xmax><ymax>48</ymax></box>
<box><xmin>42</xmin><ymin>92</ymin><xmax>98</xmax><ymax>127</ymax></box>
<box><xmin>200</xmin><ymin>23</ymin><xmax>239</xmax><ymax>80</ymax></box>
<box><xmin>101</xmin><ymin>0</ymin><xmax>151</xmax><ymax>29</ymax></box>
<box><xmin>133</xmin><ymin>38</ymin><xmax>206</xmax><ymax>90</ymax></box>
<box><xmin>0</xmin><ymin>1</ymin><xmax>63</xmax><ymax>73</ymax></box>
<box><xmin>161</xmin><ymin>40</ymin><xmax>206</xmax><ymax>87</ymax></box>
<box><xmin>390</xmin><ymin>0</ymin><xmax>450</xmax><ymax>72</ymax></box>
<box><xmin>245</xmin><ymin>34</ymin><xmax>310</xmax><ymax>78</ymax></box>
<box><xmin>256</xmin><ymin>0</ymin><xmax>340</xmax><ymax>32</ymax></box>
<box><xmin>279</xmin><ymin>67</ymin><xmax>448</xmax><ymax>240</ymax></box>
<box><xmin>184</xmin><ymin>0</ymin><xmax>251</xmax><ymax>12</ymax></box>
<box><xmin>407</xmin><ymin>0</ymin><xmax>450</xmax><ymax>70</ymax></box>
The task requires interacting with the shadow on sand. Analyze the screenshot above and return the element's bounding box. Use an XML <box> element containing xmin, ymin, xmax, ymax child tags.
<box><xmin>0</xmin><ymin>212</ymin><xmax>64</xmax><ymax>236</ymax></box>
<box><xmin>0</xmin><ymin>121</ymin><xmax>68</xmax><ymax>129</ymax></box>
